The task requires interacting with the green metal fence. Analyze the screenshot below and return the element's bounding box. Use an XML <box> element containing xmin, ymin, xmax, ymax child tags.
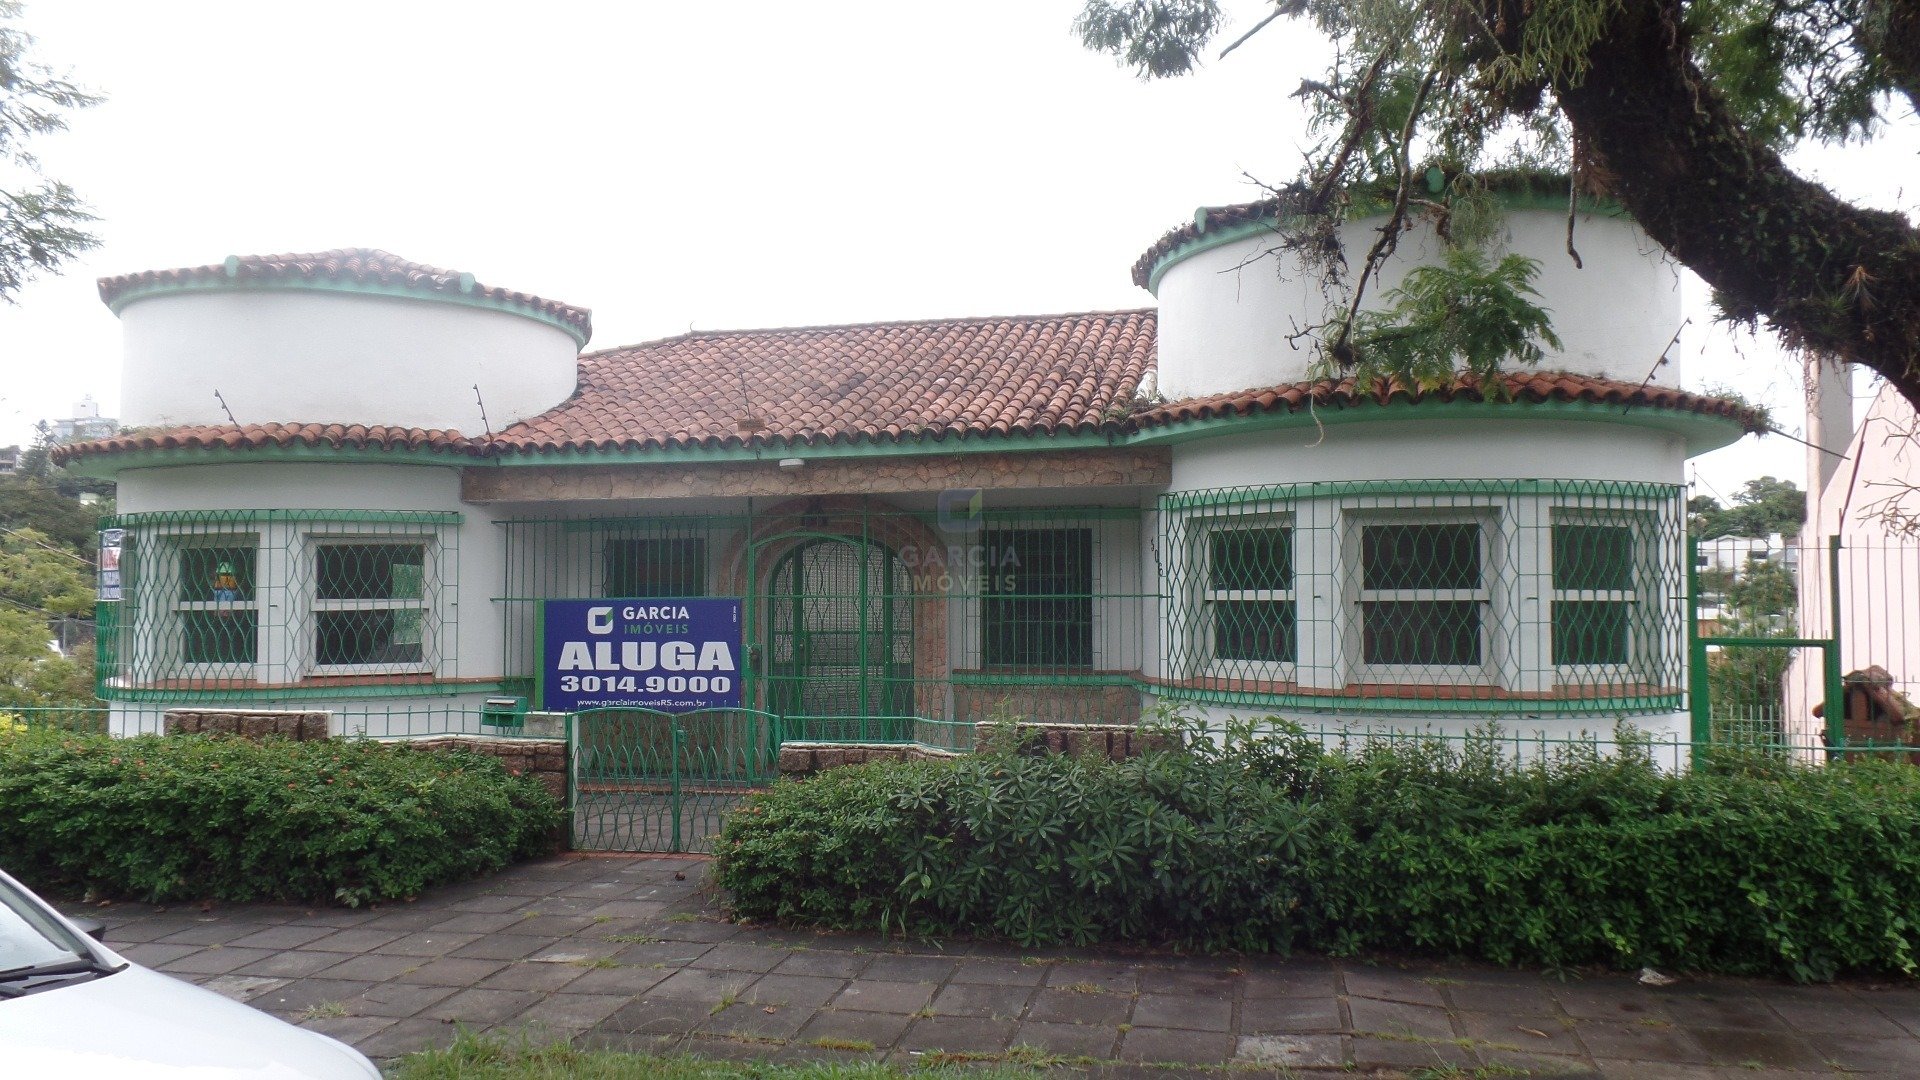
<box><xmin>1156</xmin><ymin>479</ymin><xmax>1689</xmax><ymax>715</ymax></box>
<box><xmin>495</xmin><ymin>502</ymin><xmax>1157</xmax><ymax>735</ymax></box>
<box><xmin>94</xmin><ymin>509</ymin><xmax>461</xmax><ymax>702</ymax></box>
<box><xmin>569</xmin><ymin>707</ymin><xmax>781</xmax><ymax>852</ymax></box>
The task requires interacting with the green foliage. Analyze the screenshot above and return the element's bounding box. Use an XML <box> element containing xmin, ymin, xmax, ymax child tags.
<box><xmin>717</xmin><ymin>720</ymin><xmax>1323</xmax><ymax>950</ymax></box>
<box><xmin>0</xmin><ymin>526</ymin><xmax>96</xmax><ymax>708</ymax></box>
<box><xmin>1073</xmin><ymin>0</ymin><xmax>1223</xmax><ymax>79</ymax></box>
<box><xmin>390</xmin><ymin>1030</ymin><xmax>1046</xmax><ymax>1080</ymax></box>
<box><xmin>1330</xmin><ymin>248</ymin><xmax>1562</xmax><ymax>390</ymax></box>
<box><xmin>0</xmin><ymin>477</ymin><xmax>102</xmax><ymax>554</ymax></box>
<box><xmin>1073</xmin><ymin>0</ymin><xmax>1920</xmax><ymax>405</ymax></box>
<box><xmin>0</xmin><ymin>730</ymin><xmax>563</xmax><ymax>904</ymax></box>
<box><xmin>717</xmin><ymin>717</ymin><xmax>1920</xmax><ymax>981</ymax></box>
<box><xmin>0</xmin><ymin>1</ymin><xmax>102</xmax><ymax>301</ymax></box>
<box><xmin>1707</xmin><ymin>558</ymin><xmax>1800</xmax><ymax>732</ymax></box>
<box><xmin>1690</xmin><ymin>476</ymin><xmax>1807</xmax><ymax>540</ymax></box>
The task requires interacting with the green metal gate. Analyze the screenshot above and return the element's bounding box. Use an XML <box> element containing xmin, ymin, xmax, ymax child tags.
<box><xmin>569</xmin><ymin>706</ymin><xmax>779</xmax><ymax>852</ymax></box>
<box><xmin>764</xmin><ymin>535</ymin><xmax>914</xmax><ymax>742</ymax></box>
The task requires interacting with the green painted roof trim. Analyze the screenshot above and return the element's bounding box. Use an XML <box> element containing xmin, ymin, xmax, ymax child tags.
<box><xmin>1130</xmin><ymin>396</ymin><xmax>1750</xmax><ymax>457</ymax></box>
<box><xmin>1145</xmin><ymin>192</ymin><xmax>1627</xmax><ymax>294</ymax></box>
<box><xmin>73</xmin><ymin>391</ymin><xmax>1750</xmax><ymax>480</ymax></box>
<box><xmin>105</xmin><ymin>276</ymin><xmax>592</xmax><ymax>347</ymax></box>
<box><xmin>1149</xmin><ymin>681</ymin><xmax>1685</xmax><ymax>718</ymax></box>
<box><xmin>63</xmin><ymin>442</ymin><xmax>479</xmax><ymax>480</ymax></box>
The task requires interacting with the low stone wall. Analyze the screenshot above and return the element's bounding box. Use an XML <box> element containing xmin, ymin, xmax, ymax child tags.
<box><xmin>394</xmin><ymin>736</ymin><xmax>568</xmax><ymax>801</ymax></box>
<box><xmin>978</xmin><ymin>720</ymin><xmax>1171</xmax><ymax>758</ymax></box>
<box><xmin>164</xmin><ymin>709</ymin><xmax>330</xmax><ymax>741</ymax></box>
<box><xmin>776</xmin><ymin>721</ymin><xmax>1167</xmax><ymax>778</ymax></box>
<box><xmin>776</xmin><ymin>741</ymin><xmax>962</xmax><ymax>778</ymax></box>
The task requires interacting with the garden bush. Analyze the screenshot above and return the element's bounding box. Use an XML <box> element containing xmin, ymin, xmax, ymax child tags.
<box><xmin>714</xmin><ymin>719</ymin><xmax>1920</xmax><ymax>981</ymax></box>
<box><xmin>0</xmin><ymin>729</ymin><xmax>564</xmax><ymax>905</ymax></box>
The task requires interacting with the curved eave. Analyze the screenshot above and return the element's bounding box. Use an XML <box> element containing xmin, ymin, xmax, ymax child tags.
<box><xmin>1133</xmin><ymin>395</ymin><xmax>1755</xmax><ymax>457</ymax></box>
<box><xmin>66</xmin><ymin>395</ymin><xmax>1754</xmax><ymax>479</ymax></box>
<box><xmin>1139</xmin><ymin>193</ymin><xmax>1628</xmax><ymax>295</ymax></box>
<box><xmin>104</xmin><ymin>277</ymin><xmax>592</xmax><ymax>348</ymax></box>
<box><xmin>59</xmin><ymin>442</ymin><xmax>483</xmax><ymax>481</ymax></box>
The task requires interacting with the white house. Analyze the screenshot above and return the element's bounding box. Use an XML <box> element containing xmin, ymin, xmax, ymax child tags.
<box><xmin>59</xmin><ymin>191</ymin><xmax>1759</xmax><ymax>751</ymax></box>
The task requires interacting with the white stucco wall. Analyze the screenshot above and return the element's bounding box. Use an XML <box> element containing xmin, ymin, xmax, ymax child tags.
<box><xmin>1159</xmin><ymin>417</ymin><xmax>1689</xmax><ymax>731</ymax></box>
<box><xmin>1168</xmin><ymin>418</ymin><xmax>1686</xmax><ymax>490</ymax></box>
<box><xmin>117</xmin><ymin>290</ymin><xmax>578</xmax><ymax>431</ymax></box>
<box><xmin>1154</xmin><ymin>209</ymin><xmax>1681</xmax><ymax>400</ymax></box>
<box><xmin>111</xmin><ymin>461</ymin><xmax>503</xmax><ymax>699</ymax></box>
<box><xmin>1785</xmin><ymin>383</ymin><xmax>1920</xmax><ymax>739</ymax></box>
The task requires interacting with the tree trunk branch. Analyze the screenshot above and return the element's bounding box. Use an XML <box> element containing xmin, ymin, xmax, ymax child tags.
<box><xmin>1550</xmin><ymin>0</ymin><xmax>1920</xmax><ymax>413</ymax></box>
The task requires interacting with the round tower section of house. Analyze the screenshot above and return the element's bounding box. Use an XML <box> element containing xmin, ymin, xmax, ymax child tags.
<box><xmin>100</xmin><ymin>249</ymin><xmax>589</xmax><ymax>432</ymax></box>
<box><xmin>1141</xmin><ymin>191</ymin><xmax>1681</xmax><ymax>400</ymax></box>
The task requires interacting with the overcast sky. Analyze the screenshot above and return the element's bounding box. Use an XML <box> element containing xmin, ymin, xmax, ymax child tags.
<box><xmin>2</xmin><ymin>0</ymin><xmax>1912</xmax><ymax>505</ymax></box>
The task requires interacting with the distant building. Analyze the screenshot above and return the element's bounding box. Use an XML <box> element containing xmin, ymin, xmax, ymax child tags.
<box><xmin>0</xmin><ymin>446</ymin><xmax>19</xmax><ymax>475</ymax></box>
<box><xmin>51</xmin><ymin>396</ymin><xmax>118</xmax><ymax>444</ymax></box>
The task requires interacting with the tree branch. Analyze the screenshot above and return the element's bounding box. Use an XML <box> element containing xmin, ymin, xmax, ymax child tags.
<box><xmin>1552</xmin><ymin>0</ymin><xmax>1920</xmax><ymax>413</ymax></box>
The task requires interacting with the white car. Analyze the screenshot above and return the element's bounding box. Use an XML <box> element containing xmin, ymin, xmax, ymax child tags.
<box><xmin>0</xmin><ymin>868</ymin><xmax>380</xmax><ymax>1078</ymax></box>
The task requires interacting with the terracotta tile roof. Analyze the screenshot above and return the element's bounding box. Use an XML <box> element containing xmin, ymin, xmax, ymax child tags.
<box><xmin>54</xmin><ymin>423</ymin><xmax>475</xmax><ymax>464</ymax></box>
<box><xmin>53</xmin><ymin>310</ymin><xmax>1765</xmax><ymax>466</ymax></box>
<box><xmin>1132</xmin><ymin>198</ymin><xmax>1284</xmax><ymax>288</ymax></box>
<box><xmin>96</xmin><ymin>248</ymin><xmax>592</xmax><ymax>341</ymax></box>
<box><xmin>489</xmin><ymin>309</ymin><xmax>1158</xmax><ymax>454</ymax></box>
<box><xmin>1135</xmin><ymin>371</ymin><xmax>1772</xmax><ymax>433</ymax></box>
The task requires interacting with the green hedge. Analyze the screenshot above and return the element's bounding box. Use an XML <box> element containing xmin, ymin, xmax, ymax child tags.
<box><xmin>715</xmin><ymin>722</ymin><xmax>1920</xmax><ymax>981</ymax></box>
<box><xmin>0</xmin><ymin>730</ymin><xmax>564</xmax><ymax>905</ymax></box>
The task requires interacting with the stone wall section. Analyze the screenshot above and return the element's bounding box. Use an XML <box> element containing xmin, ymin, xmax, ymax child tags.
<box><xmin>164</xmin><ymin>709</ymin><xmax>330</xmax><ymax>741</ymax></box>
<box><xmin>977</xmin><ymin>720</ymin><xmax>1171</xmax><ymax>759</ymax></box>
<box><xmin>462</xmin><ymin>447</ymin><xmax>1171</xmax><ymax>503</ymax></box>
<box><xmin>393</xmin><ymin>736</ymin><xmax>568</xmax><ymax>801</ymax></box>
<box><xmin>775</xmin><ymin>721</ymin><xmax>1167</xmax><ymax>778</ymax></box>
<box><xmin>776</xmin><ymin>741</ymin><xmax>962</xmax><ymax>777</ymax></box>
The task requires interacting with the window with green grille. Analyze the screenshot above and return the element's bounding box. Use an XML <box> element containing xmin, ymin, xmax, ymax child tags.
<box><xmin>175</xmin><ymin>541</ymin><xmax>258</xmax><ymax>668</ymax></box>
<box><xmin>1552</xmin><ymin>519</ymin><xmax>1638</xmax><ymax>666</ymax></box>
<box><xmin>982</xmin><ymin>528</ymin><xmax>1093</xmax><ymax>668</ymax></box>
<box><xmin>1205</xmin><ymin>521</ymin><xmax>1295</xmax><ymax>666</ymax></box>
<box><xmin>604</xmin><ymin>538</ymin><xmax>706</xmax><ymax>598</ymax></box>
<box><xmin>313</xmin><ymin>542</ymin><xmax>429</xmax><ymax>671</ymax></box>
<box><xmin>1358</xmin><ymin>520</ymin><xmax>1486</xmax><ymax>668</ymax></box>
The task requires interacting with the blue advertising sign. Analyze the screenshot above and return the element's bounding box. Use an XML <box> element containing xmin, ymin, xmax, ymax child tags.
<box><xmin>541</xmin><ymin>598</ymin><xmax>744</xmax><ymax>712</ymax></box>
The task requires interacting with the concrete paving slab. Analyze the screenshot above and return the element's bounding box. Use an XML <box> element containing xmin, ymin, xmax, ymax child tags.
<box><xmin>84</xmin><ymin>853</ymin><xmax>1920</xmax><ymax>1075</ymax></box>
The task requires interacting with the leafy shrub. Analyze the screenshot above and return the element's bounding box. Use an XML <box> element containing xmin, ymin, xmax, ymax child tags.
<box><xmin>718</xmin><ymin>740</ymin><xmax>1316</xmax><ymax>950</ymax></box>
<box><xmin>714</xmin><ymin>717</ymin><xmax>1920</xmax><ymax>981</ymax></box>
<box><xmin>0</xmin><ymin>730</ymin><xmax>564</xmax><ymax>905</ymax></box>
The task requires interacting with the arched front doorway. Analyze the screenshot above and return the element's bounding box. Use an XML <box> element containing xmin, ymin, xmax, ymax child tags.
<box><xmin>765</xmin><ymin>536</ymin><xmax>914</xmax><ymax>741</ymax></box>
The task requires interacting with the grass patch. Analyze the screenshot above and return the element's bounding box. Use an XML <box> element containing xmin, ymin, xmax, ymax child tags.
<box><xmin>606</xmin><ymin>933</ymin><xmax>662</xmax><ymax>945</ymax></box>
<box><xmin>298</xmin><ymin>1001</ymin><xmax>348</xmax><ymax>1021</ymax></box>
<box><xmin>389</xmin><ymin>1032</ymin><xmax>1044</xmax><ymax>1079</ymax></box>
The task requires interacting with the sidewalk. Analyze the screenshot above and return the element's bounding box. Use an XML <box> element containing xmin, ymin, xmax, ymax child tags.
<box><xmin>84</xmin><ymin>855</ymin><xmax>1920</xmax><ymax>1077</ymax></box>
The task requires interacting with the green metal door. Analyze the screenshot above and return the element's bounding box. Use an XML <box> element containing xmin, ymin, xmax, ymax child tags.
<box><xmin>569</xmin><ymin>706</ymin><xmax>778</xmax><ymax>852</ymax></box>
<box><xmin>765</xmin><ymin>537</ymin><xmax>914</xmax><ymax>742</ymax></box>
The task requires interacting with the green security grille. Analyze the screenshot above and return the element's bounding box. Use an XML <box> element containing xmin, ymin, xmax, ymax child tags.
<box><xmin>765</xmin><ymin>538</ymin><xmax>914</xmax><ymax>740</ymax></box>
<box><xmin>1156</xmin><ymin>480</ymin><xmax>1688</xmax><ymax>714</ymax></box>
<box><xmin>95</xmin><ymin>510</ymin><xmax>460</xmax><ymax>701</ymax></box>
<box><xmin>496</xmin><ymin>504</ymin><xmax>1155</xmax><ymax>747</ymax></box>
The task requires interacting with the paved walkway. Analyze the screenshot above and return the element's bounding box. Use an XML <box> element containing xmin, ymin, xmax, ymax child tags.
<box><xmin>80</xmin><ymin>856</ymin><xmax>1920</xmax><ymax>1077</ymax></box>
